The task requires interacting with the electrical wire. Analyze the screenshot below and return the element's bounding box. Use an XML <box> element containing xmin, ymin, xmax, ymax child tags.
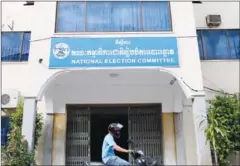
<box><xmin>181</xmin><ymin>79</ymin><xmax>204</xmax><ymax>92</ymax></box>
<box><xmin>181</xmin><ymin>78</ymin><xmax>236</xmax><ymax>96</ymax></box>
<box><xmin>30</xmin><ymin>36</ymin><xmax>238</xmax><ymax>96</ymax></box>
<box><xmin>38</xmin><ymin>61</ymin><xmax>237</xmax><ymax>96</ymax></box>
<box><xmin>203</xmin><ymin>86</ymin><xmax>236</xmax><ymax>96</ymax></box>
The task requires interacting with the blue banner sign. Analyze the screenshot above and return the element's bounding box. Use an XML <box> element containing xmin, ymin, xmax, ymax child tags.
<box><xmin>49</xmin><ymin>37</ymin><xmax>179</xmax><ymax>68</ymax></box>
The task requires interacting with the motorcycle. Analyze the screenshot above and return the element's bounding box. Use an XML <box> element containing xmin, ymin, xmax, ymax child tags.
<box><xmin>84</xmin><ymin>140</ymin><xmax>162</xmax><ymax>166</ymax></box>
<box><xmin>128</xmin><ymin>139</ymin><xmax>162</xmax><ymax>166</ymax></box>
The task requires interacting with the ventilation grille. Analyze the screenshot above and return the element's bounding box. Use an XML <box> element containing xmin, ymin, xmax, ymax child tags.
<box><xmin>1</xmin><ymin>94</ymin><xmax>10</xmax><ymax>105</ymax></box>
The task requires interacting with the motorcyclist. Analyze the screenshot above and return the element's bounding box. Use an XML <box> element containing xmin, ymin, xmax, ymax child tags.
<box><xmin>102</xmin><ymin>123</ymin><xmax>131</xmax><ymax>165</ymax></box>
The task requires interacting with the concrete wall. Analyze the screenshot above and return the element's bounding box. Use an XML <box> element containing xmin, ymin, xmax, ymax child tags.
<box><xmin>42</xmin><ymin>70</ymin><xmax>184</xmax><ymax>114</ymax></box>
<box><xmin>193</xmin><ymin>2</ymin><xmax>240</xmax><ymax>29</ymax></box>
<box><xmin>2</xmin><ymin>2</ymin><xmax>57</xmax><ymax>96</ymax></box>
<box><xmin>1</xmin><ymin>2</ymin><xmax>215</xmax><ymax>165</ymax></box>
<box><xmin>2</xmin><ymin>2</ymin><xmax>238</xmax><ymax>97</ymax></box>
<box><xmin>193</xmin><ymin>2</ymin><xmax>240</xmax><ymax>96</ymax></box>
<box><xmin>201</xmin><ymin>61</ymin><xmax>240</xmax><ymax>98</ymax></box>
<box><xmin>194</xmin><ymin>3</ymin><xmax>240</xmax><ymax>163</ymax></box>
<box><xmin>2</xmin><ymin>2</ymin><xmax>204</xmax><ymax>97</ymax></box>
<box><xmin>174</xmin><ymin>98</ymin><xmax>212</xmax><ymax>165</ymax></box>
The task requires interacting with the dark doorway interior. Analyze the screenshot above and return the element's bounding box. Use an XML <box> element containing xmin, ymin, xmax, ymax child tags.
<box><xmin>90</xmin><ymin>107</ymin><xmax>129</xmax><ymax>162</ymax></box>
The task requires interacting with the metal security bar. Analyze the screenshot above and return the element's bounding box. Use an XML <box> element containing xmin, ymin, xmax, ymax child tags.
<box><xmin>66</xmin><ymin>107</ymin><xmax>90</xmax><ymax>166</ymax></box>
<box><xmin>128</xmin><ymin>105</ymin><xmax>163</xmax><ymax>164</ymax></box>
<box><xmin>65</xmin><ymin>105</ymin><xmax>163</xmax><ymax>165</ymax></box>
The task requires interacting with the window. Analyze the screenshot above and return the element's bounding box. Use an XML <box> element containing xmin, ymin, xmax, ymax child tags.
<box><xmin>86</xmin><ymin>2</ymin><xmax>141</xmax><ymax>32</ymax></box>
<box><xmin>1</xmin><ymin>32</ymin><xmax>31</xmax><ymax>62</ymax></box>
<box><xmin>197</xmin><ymin>29</ymin><xmax>240</xmax><ymax>60</ymax></box>
<box><xmin>56</xmin><ymin>1</ymin><xmax>172</xmax><ymax>32</ymax></box>
<box><xmin>1</xmin><ymin>117</ymin><xmax>10</xmax><ymax>146</ymax></box>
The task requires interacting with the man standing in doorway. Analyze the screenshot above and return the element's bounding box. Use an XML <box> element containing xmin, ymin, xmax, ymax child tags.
<box><xmin>102</xmin><ymin>123</ymin><xmax>131</xmax><ymax>165</ymax></box>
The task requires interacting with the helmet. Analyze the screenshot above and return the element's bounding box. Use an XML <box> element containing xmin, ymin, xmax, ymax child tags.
<box><xmin>108</xmin><ymin>123</ymin><xmax>123</xmax><ymax>138</ymax></box>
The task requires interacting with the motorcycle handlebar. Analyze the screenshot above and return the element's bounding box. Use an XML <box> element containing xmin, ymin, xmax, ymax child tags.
<box><xmin>127</xmin><ymin>139</ymin><xmax>142</xmax><ymax>150</ymax></box>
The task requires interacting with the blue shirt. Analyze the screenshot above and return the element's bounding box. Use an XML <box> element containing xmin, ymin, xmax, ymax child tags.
<box><xmin>102</xmin><ymin>133</ymin><xmax>116</xmax><ymax>163</ymax></box>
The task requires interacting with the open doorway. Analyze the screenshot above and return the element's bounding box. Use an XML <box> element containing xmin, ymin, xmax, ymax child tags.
<box><xmin>66</xmin><ymin>104</ymin><xmax>163</xmax><ymax>165</ymax></box>
<box><xmin>90</xmin><ymin>106</ymin><xmax>129</xmax><ymax>162</ymax></box>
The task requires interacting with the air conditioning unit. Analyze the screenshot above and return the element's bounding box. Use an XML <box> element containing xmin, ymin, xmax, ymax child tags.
<box><xmin>206</xmin><ymin>15</ymin><xmax>222</xmax><ymax>27</ymax></box>
<box><xmin>1</xmin><ymin>90</ymin><xmax>21</xmax><ymax>109</ymax></box>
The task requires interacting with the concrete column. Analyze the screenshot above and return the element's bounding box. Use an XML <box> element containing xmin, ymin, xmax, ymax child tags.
<box><xmin>174</xmin><ymin>112</ymin><xmax>186</xmax><ymax>165</ymax></box>
<box><xmin>192</xmin><ymin>96</ymin><xmax>212</xmax><ymax>165</ymax></box>
<box><xmin>22</xmin><ymin>97</ymin><xmax>37</xmax><ymax>152</ymax></box>
<box><xmin>181</xmin><ymin>96</ymin><xmax>212</xmax><ymax>165</ymax></box>
<box><xmin>52</xmin><ymin>114</ymin><xmax>66</xmax><ymax>165</ymax></box>
<box><xmin>182</xmin><ymin>98</ymin><xmax>198</xmax><ymax>165</ymax></box>
<box><xmin>43</xmin><ymin>113</ymin><xmax>54</xmax><ymax>165</ymax></box>
<box><xmin>162</xmin><ymin>113</ymin><xmax>177</xmax><ymax>165</ymax></box>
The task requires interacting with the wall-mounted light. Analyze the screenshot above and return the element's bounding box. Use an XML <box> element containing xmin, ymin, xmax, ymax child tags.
<box><xmin>38</xmin><ymin>58</ymin><xmax>43</xmax><ymax>64</ymax></box>
<box><xmin>169</xmin><ymin>78</ymin><xmax>177</xmax><ymax>85</ymax></box>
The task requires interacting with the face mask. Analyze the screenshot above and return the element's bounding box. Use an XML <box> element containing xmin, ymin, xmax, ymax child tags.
<box><xmin>115</xmin><ymin>131</ymin><xmax>121</xmax><ymax>138</ymax></box>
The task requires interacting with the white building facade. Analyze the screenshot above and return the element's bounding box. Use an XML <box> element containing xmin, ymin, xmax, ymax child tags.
<box><xmin>1</xmin><ymin>1</ymin><xmax>239</xmax><ymax>165</ymax></box>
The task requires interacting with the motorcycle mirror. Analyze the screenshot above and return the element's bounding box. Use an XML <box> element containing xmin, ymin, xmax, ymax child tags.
<box><xmin>152</xmin><ymin>160</ymin><xmax>157</xmax><ymax>165</ymax></box>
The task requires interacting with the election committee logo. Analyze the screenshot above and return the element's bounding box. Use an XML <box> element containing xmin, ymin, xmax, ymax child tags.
<box><xmin>53</xmin><ymin>43</ymin><xmax>70</xmax><ymax>59</ymax></box>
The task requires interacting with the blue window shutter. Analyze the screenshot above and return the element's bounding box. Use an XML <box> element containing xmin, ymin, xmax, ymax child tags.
<box><xmin>141</xmin><ymin>2</ymin><xmax>171</xmax><ymax>31</ymax></box>
<box><xmin>202</xmin><ymin>30</ymin><xmax>229</xmax><ymax>60</ymax></box>
<box><xmin>227</xmin><ymin>30</ymin><xmax>240</xmax><ymax>59</ymax></box>
<box><xmin>56</xmin><ymin>2</ymin><xmax>85</xmax><ymax>32</ymax></box>
<box><xmin>197</xmin><ymin>30</ymin><xmax>204</xmax><ymax>60</ymax></box>
<box><xmin>1</xmin><ymin>32</ymin><xmax>31</xmax><ymax>62</ymax></box>
<box><xmin>1</xmin><ymin>32</ymin><xmax>22</xmax><ymax>61</ymax></box>
<box><xmin>56</xmin><ymin>1</ymin><xmax>172</xmax><ymax>32</ymax></box>
<box><xmin>199</xmin><ymin>29</ymin><xmax>240</xmax><ymax>60</ymax></box>
<box><xmin>86</xmin><ymin>2</ymin><xmax>141</xmax><ymax>32</ymax></box>
<box><xmin>1</xmin><ymin>128</ymin><xmax>7</xmax><ymax>146</ymax></box>
<box><xmin>20</xmin><ymin>32</ymin><xmax>31</xmax><ymax>61</ymax></box>
<box><xmin>1</xmin><ymin>117</ymin><xmax>10</xmax><ymax>146</ymax></box>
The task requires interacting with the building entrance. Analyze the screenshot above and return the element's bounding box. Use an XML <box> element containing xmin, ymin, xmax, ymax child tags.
<box><xmin>65</xmin><ymin>104</ymin><xmax>163</xmax><ymax>166</ymax></box>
